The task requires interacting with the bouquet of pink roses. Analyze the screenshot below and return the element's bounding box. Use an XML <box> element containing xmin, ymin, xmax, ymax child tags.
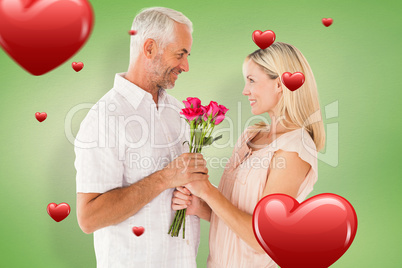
<box><xmin>168</xmin><ymin>97</ymin><xmax>228</xmax><ymax>238</ymax></box>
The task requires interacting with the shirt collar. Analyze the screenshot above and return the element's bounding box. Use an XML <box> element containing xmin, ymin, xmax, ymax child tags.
<box><xmin>112</xmin><ymin>72</ymin><xmax>167</xmax><ymax>109</ymax></box>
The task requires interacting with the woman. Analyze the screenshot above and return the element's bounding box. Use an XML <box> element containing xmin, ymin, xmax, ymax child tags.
<box><xmin>172</xmin><ymin>42</ymin><xmax>325</xmax><ymax>267</ymax></box>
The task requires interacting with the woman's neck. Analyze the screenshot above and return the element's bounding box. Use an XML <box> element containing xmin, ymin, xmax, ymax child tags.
<box><xmin>267</xmin><ymin>114</ymin><xmax>299</xmax><ymax>138</ymax></box>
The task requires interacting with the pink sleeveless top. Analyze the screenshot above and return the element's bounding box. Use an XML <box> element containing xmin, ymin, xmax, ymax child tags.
<box><xmin>207</xmin><ymin>127</ymin><xmax>318</xmax><ymax>268</ymax></box>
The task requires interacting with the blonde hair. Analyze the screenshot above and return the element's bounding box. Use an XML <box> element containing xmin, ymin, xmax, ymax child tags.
<box><xmin>247</xmin><ymin>42</ymin><xmax>325</xmax><ymax>151</ymax></box>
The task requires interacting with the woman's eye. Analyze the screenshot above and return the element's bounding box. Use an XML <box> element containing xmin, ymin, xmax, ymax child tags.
<box><xmin>249</xmin><ymin>79</ymin><xmax>254</xmax><ymax>83</ymax></box>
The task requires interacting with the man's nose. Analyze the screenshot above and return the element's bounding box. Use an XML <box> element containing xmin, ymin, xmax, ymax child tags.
<box><xmin>180</xmin><ymin>57</ymin><xmax>189</xmax><ymax>72</ymax></box>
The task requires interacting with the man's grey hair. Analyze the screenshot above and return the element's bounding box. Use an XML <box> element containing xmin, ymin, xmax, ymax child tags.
<box><xmin>129</xmin><ymin>7</ymin><xmax>193</xmax><ymax>67</ymax></box>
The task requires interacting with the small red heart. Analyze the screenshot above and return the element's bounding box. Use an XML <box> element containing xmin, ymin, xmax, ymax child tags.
<box><xmin>0</xmin><ymin>0</ymin><xmax>94</xmax><ymax>75</ymax></box>
<box><xmin>47</xmin><ymin>203</ymin><xmax>71</xmax><ymax>222</ymax></box>
<box><xmin>253</xmin><ymin>193</ymin><xmax>357</xmax><ymax>268</ymax></box>
<box><xmin>322</xmin><ymin>18</ymin><xmax>333</xmax><ymax>27</ymax></box>
<box><xmin>252</xmin><ymin>30</ymin><xmax>276</xmax><ymax>50</ymax></box>
<box><xmin>35</xmin><ymin>112</ymin><xmax>47</xmax><ymax>122</ymax></box>
<box><xmin>281</xmin><ymin>72</ymin><xmax>305</xmax><ymax>91</ymax></box>
<box><xmin>128</xmin><ymin>30</ymin><xmax>137</xmax><ymax>35</ymax></box>
<box><xmin>72</xmin><ymin>62</ymin><xmax>84</xmax><ymax>72</ymax></box>
<box><xmin>132</xmin><ymin>226</ymin><xmax>145</xmax><ymax>236</ymax></box>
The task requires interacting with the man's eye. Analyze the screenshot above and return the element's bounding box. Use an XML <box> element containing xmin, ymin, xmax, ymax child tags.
<box><xmin>178</xmin><ymin>53</ymin><xmax>184</xmax><ymax>58</ymax></box>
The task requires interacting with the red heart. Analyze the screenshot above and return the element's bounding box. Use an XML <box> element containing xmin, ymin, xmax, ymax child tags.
<box><xmin>72</xmin><ymin>62</ymin><xmax>84</xmax><ymax>72</ymax></box>
<box><xmin>132</xmin><ymin>226</ymin><xmax>145</xmax><ymax>237</ymax></box>
<box><xmin>35</xmin><ymin>112</ymin><xmax>47</xmax><ymax>122</ymax></box>
<box><xmin>253</xmin><ymin>194</ymin><xmax>357</xmax><ymax>268</ymax></box>
<box><xmin>252</xmin><ymin>30</ymin><xmax>276</xmax><ymax>50</ymax></box>
<box><xmin>128</xmin><ymin>30</ymin><xmax>137</xmax><ymax>35</ymax></box>
<box><xmin>0</xmin><ymin>0</ymin><xmax>94</xmax><ymax>76</ymax></box>
<box><xmin>47</xmin><ymin>203</ymin><xmax>71</xmax><ymax>222</ymax></box>
<box><xmin>281</xmin><ymin>72</ymin><xmax>305</xmax><ymax>91</ymax></box>
<box><xmin>322</xmin><ymin>18</ymin><xmax>333</xmax><ymax>27</ymax></box>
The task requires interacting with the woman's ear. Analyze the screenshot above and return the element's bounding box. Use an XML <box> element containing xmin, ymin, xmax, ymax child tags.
<box><xmin>143</xmin><ymin>38</ymin><xmax>158</xmax><ymax>59</ymax></box>
<box><xmin>276</xmin><ymin>77</ymin><xmax>283</xmax><ymax>93</ymax></box>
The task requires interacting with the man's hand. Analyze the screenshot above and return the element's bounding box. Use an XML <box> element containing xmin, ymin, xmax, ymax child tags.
<box><xmin>172</xmin><ymin>186</ymin><xmax>199</xmax><ymax>215</ymax></box>
<box><xmin>162</xmin><ymin>153</ymin><xmax>208</xmax><ymax>189</ymax></box>
<box><xmin>77</xmin><ymin>153</ymin><xmax>208</xmax><ymax>234</ymax></box>
<box><xmin>171</xmin><ymin>186</ymin><xmax>212</xmax><ymax>222</ymax></box>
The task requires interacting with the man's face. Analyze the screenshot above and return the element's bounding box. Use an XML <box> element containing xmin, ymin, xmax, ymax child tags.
<box><xmin>150</xmin><ymin>23</ymin><xmax>192</xmax><ymax>90</ymax></box>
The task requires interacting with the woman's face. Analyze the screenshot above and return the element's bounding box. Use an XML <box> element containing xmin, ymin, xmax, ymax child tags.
<box><xmin>242</xmin><ymin>59</ymin><xmax>282</xmax><ymax>115</ymax></box>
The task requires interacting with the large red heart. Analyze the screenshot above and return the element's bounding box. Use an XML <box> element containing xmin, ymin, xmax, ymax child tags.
<box><xmin>252</xmin><ymin>30</ymin><xmax>276</xmax><ymax>50</ymax></box>
<box><xmin>253</xmin><ymin>194</ymin><xmax>357</xmax><ymax>268</ymax></box>
<box><xmin>47</xmin><ymin>203</ymin><xmax>70</xmax><ymax>222</ymax></box>
<box><xmin>0</xmin><ymin>0</ymin><xmax>94</xmax><ymax>76</ymax></box>
<box><xmin>281</xmin><ymin>72</ymin><xmax>305</xmax><ymax>91</ymax></box>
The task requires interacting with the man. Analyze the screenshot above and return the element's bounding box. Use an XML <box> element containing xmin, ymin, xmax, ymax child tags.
<box><xmin>74</xmin><ymin>7</ymin><xmax>207</xmax><ymax>267</ymax></box>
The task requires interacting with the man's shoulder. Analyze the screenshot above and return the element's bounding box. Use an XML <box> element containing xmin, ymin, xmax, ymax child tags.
<box><xmin>88</xmin><ymin>85</ymin><xmax>140</xmax><ymax>117</ymax></box>
<box><xmin>77</xmin><ymin>87</ymin><xmax>134</xmax><ymax>133</ymax></box>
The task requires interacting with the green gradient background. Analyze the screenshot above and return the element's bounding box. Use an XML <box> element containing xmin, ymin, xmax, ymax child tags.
<box><xmin>1</xmin><ymin>0</ymin><xmax>401</xmax><ymax>267</ymax></box>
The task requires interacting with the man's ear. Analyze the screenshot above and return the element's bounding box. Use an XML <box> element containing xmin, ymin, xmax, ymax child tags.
<box><xmin>143</xmin><ymin>38</ymin><xmax>158</xmax><ymax>59</ymax></box>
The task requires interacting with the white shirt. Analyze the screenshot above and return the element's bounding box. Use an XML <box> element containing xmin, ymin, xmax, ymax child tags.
<box><xmin>74</xmin><ymin>73</ymin><xmax>200</xmax><ymax>268</ymax></box>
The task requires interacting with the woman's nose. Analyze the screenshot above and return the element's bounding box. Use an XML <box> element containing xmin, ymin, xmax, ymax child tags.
<box><xmin>242</xmin><ymin>86</ymin><xmax>250</xmax><ymax>96</ymax></box>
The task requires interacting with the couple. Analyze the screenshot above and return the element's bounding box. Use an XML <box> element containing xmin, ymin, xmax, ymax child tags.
<box><xmin>74</xmin><ymin>7</ymin><xmax>325</xmax><ymax>268</ymax></box>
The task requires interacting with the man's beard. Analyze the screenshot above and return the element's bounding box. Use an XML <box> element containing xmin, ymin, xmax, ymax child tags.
<box><xmin>150</xmin><ymin>54</ymin><xmax>174</xmax><ymax>90</ymax></box>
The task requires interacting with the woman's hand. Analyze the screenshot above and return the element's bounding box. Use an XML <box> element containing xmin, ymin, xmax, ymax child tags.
<box><xmin>184</xmin><ymin>178</ymin><xmax>213</xmax><ymax>199</ymax></box>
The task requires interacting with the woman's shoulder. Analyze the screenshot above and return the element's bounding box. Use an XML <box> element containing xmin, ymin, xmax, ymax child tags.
<box><xmin>282</xmin><ymin>128</ymin><xmax>317</xmax><ymax>151</ymax></box>
<box><xmin>273</xmin><ymin>128</ymin><xmax>318</xmax><ymax>169</ymax></box>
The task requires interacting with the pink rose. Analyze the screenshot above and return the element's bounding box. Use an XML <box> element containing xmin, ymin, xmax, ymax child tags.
<box><xmin>218</xmin><ymin>104</ymin><xmax>229</xmax><ymax>114</ymax></box>
<box><xmin>205</xmin><ymin>101</ymin><xmax>220</xmax><ymax>119</ymax></box>
<box><xmin>213</xmin><ymin>115</ymin><xmax>224</xmax><ymax>125</ymax></box>
<box><xmin>212</xmin><ymin>104</ymin><xmax>228</xmax><ymax>125</ymax></box>
<box><xmin>180</xmin><ymin>107</ymin><xmax>204</xmax><ymax>121</ymax></box>
<box><xmin>183</xmin><ymin>97</ymin><xmax>202</xmax><ymax>109</ymax></box>
<box><xmin>201</xmin><ymin>105</ymin><xmax>208</xmax><ymax>122</ymax></box>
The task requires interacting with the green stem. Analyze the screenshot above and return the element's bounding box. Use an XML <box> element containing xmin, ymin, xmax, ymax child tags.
<box><xmin>172</xmin><ymin>210</ymin><xmax>182</xmax><ymax>236</ymax></box>
<box><xmin>176</xmin><ymin>212</ymin><xmax>183</xmax><ymax>236</ymax></box>
<box><xmin>168</xmin><ymin>218</ymin><xmax>174</xmax><ymax>234</ymax></box>
<box><xmin>169</xmin><ymin>213</ymin><xmax>177</xmax><ymax>235</ymax></box>
<box><xmin>168</xmin><ymin>210</ymin><xmax>180</xmax><ymax>235</ymax></box>
<box><xmin>183</xmin><ymin>209</ymin><xmax>186</xmax><ymax>239</ymax></box>
<box><xmin>189</xmin><ymin>121</ymin><xmax>196</xmax><ymax>152</ymax></box>
<box><xmin>176</xmin><ymin>209</ymin><xmax>185</xmax><ymax>236</ymax></box>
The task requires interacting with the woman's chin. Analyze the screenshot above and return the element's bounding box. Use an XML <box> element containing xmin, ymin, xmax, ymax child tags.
<box><xmin>250</xmin><ymin>108</ymin><xmax>261</xmax><ymax>115</ymax></box>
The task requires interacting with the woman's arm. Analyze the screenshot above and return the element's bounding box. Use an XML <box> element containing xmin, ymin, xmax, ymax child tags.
<box><xmin>185</xmin><ymin>149</ymin><xmax>311</xmax><ymax>253</ymax></box>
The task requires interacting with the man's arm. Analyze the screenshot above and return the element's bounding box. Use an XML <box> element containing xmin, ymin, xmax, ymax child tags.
<box><xmin>77</xmin><ymin>153</ymin><xmax>208</xmax><ymax>234</ymax></box>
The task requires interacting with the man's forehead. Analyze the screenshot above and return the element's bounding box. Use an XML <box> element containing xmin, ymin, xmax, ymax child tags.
<box><xmin>172</xmin><ymin>23</ymin><xmax>192</xmax><ymax>51</ymax></box>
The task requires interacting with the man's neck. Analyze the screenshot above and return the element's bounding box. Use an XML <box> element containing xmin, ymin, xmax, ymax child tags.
<box><xmin>124</xmin><ymin>70</ymin><xmax>159</xmax><ymax>105</ymax></box>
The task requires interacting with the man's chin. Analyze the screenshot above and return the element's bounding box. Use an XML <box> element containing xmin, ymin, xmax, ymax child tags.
<box><xmin>165</xmin><ymin>81</ymin><xmax>176</xmax><ymax>89</ymax></box>
<box><xmin>157</xmin><ymin>83</ymin><xmax>174</xmax><ymax>90</ymax></box>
